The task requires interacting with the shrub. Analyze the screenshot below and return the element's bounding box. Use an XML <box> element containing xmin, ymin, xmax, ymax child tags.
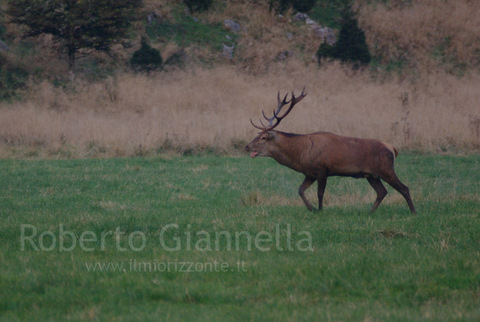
<box><xmin>293</xmin><ymin>0</ymin><xmax>317</xmax><ymax>13</ymax></box>
<box><xmin>269</xmin><ymin>0</ymin><xmax>316</xmax><ymax>14</ymax></box>
<box><xmin>130</xmin><ymin>38</ymin><xmax>163</xmax><ymax>72</ymax></box>
<box><xmin>316</xmin><ymin>2</ymin><xmax>371</xmax><ymax>67</ymax></box>
<box><xmin>184</xmin><ymin>0</ymin><xmax>214</xmax><ymax>13</ymax></box>
<box><xmin>0</xmin><ymin>54</ymin><xmax>27</xmax><ymax>101</ymax></box>
<box><xmin>164</xmin><ymin>49</ymin><xmax>187</xmax><ymax>69</ymax></box>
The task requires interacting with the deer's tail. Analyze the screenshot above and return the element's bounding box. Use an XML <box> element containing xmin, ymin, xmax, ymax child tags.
<box><xmin>383</xmin><ymin>142</ymin><xmax>398</xmax><ymax>158</ymax></box>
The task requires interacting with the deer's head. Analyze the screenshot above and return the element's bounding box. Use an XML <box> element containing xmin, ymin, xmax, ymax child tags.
<box><xmin>245</xmin><ymin>88</ymin><xmax>307</xmax><ymax>158</ymax></box>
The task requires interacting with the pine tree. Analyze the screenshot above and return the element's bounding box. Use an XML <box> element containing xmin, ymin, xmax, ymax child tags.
<box><xmin>317</xmin><ymin>2</ymin><xmax>371</xmax><ymax>67</ymax></box>
<box><xmin>130</xmin><ymin>38</ymin><xmax>163</xmax><ymax>72</ymax></box>
<box><xmin>7</xmin><ymin>0</ymin><xmax>143</xmax><ymax>69</ymax></box>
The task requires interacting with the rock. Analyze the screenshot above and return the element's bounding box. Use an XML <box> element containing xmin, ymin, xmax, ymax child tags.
<box><xmin>224</xmin><ymin>19</ymin><xmax>243</xmax><ymax>33</ymax></box>
<box><xmin>292</xmin><ymin>13</ymin><xmax>337</xmax><ymax>45</ymax></box>
<box><xmin>312</xmin><ymin>26</ymin><xmax>336</xmax><ymax>45</ymax></box>
<box><xmin>147</xmin><ymin>13</ymin><xmax>160</xmax><ymax>25</ymax></box>
<box><xmin>293</xmin><ymin>12</ymin><xmax>309</xmax><ymax>22</ymax></box>
<box><xmin>277</xmin><ymin>50</ymin><xmax>294</xmax><ymax>61</ymax></box>
<box><xmin>222</xmin><ymin>44</ymin><xmax>235</xmax><ymax>60</ymax></box>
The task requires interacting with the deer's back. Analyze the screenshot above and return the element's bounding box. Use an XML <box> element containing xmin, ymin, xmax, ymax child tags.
<box><xmin>303</xmin><ymin>132</ymin><xmax>396</xmax><ymax>177</ymax></box>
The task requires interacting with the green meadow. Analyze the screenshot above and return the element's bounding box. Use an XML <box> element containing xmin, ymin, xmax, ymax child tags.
<box><xmin>1</xmin><ymin>154</ymin><xmax>480</xmax><ymax>320</ymax></box>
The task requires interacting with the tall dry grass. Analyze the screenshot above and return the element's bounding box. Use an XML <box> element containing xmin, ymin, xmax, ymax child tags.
<box><xmin>360</xmin><ymin>0</ymin><xmax>480</xmax><ymax>69</ymax></box>
<box><xmin>1</xmin><ymin>62</ymin><xmax>479</xmax><ymax>157</ymax></box>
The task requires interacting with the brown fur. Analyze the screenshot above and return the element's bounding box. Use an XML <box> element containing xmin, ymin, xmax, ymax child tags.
<box><xmin>246</xmin><ymin>130</ymin><xmax>416</xmax><ymax>213</ymax></box>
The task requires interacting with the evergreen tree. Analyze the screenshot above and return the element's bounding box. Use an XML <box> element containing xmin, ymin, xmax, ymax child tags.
<box><xmin>130</xmin><ymin>38</ymin><xmax>163</xmax><ymax>72</ymax></box>
<box><xmin>7</xmin><ymin>0</ymin><xmax>143</xmax><ymax>69</ymax></box>
<box><xmin>184</xmin><ymin>0</ymin><xmax>214</xmax><ymax>13</ymax></box>
<box><xmin>269</xmin><ymin>0</ymin><xmax>317</xmax><ymax>14</ymax></box>
<box><xmin>317</xmin><ymin>2</ymin><xmax>371</xmax><ymax>67</ymax></box>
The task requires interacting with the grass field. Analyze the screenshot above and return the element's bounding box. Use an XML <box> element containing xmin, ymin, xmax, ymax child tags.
<box><xmin>1</xmin><ymin>153</ymin><xmax>480</xmax><ymax>320</ymax></box>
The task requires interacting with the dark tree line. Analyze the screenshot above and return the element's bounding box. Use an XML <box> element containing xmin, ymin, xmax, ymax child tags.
<box><xmin>7</xmin><ymin>0</ymin><xmax>143</xmax><ymax>69</ymax></box>
<box><xmin>6</xmin><ymin>0</ymin><xmax>371</xmax><ymax>71</ymax></box>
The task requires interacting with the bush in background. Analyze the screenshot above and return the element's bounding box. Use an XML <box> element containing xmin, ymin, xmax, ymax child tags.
<box><xmin>130</xmin><ymin>38</ymin><xmax>163</xmax><ymax>72</ymax></box>
<box><xmin>317</xmin><ymin>2</ymin><xmax>371</xmax><ymax>67</ymax></box>
<box><xmin>0</xmin><ymin>54</ymin><xmax>27</xmax><ymax>101</ymax></box>
<box><xmin>184</xmin><ymin>0</ymin><xmax>214</xmax><ymax>13</ymax></box>
<box><xmin>269</xmin><ymin>0</ymin><xmax>317</xmax><ymax>14</ymax></box>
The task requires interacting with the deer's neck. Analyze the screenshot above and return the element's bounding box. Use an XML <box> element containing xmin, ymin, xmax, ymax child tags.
<box><xmin>270</xmin><ymin>132</ymin><xmax>308</xmax><ymax>172</ymax></box>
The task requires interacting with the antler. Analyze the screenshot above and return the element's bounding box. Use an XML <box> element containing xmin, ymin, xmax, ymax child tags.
<box><xmin>250</xmin><ymin>87</ymin><xmax>307</xmax><ymax>131</ymax></box>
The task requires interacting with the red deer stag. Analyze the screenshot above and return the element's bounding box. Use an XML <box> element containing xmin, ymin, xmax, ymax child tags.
<box><xmin>245</xmin><ymin>88</ymin><xmax>416</xmax><ymax>213</ymax></box>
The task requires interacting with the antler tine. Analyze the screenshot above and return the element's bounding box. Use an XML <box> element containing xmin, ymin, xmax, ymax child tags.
<box><xmin>262</xmin><ymin>105</ymin><xmax>281</xmax><ymax>129</ymax></box>
<box><xmin>250</xmin><ymin>118</ymin><xmax>265</xmax><ymax>130</ymax></box>
<box><xmin>262</xmin><ymin>110</ymin><xmax>273</xmax><ymax>122</ymax></box>
<box><xmin>274</xmin><ymin>88</ymin><xmax>307</xmax><ymax>120</ymax></box>
<box><xmin>259</xmin><ymin>118</ymin><xmax>269</xmax><ymax>129</ymax></box>
<box><xmin>291</xmin><ymin>87</ymin><xmax>307</xmax><ymax>106</ymax></box>
<box><xmin>250</xmin><ymin>117</ymin><xmax>275</xmax><ymax>131</ymax></box>
<box><xmin>275</xmin><ymin>92</ymin><xmax>291</xmax><ymax>115</ymax></box>
<box><xmin>293</xmin><ymin>87</ymin><xmax>307</xmax><ymax>103</ymax></box>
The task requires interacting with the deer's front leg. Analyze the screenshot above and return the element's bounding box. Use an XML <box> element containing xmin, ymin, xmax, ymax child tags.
<box><xmin>299</xmin><ymin>176</ymin><xmax>316</xmax><ymax>211</ymax></box>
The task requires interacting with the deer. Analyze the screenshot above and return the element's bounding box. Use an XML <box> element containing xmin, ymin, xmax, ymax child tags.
<box><xmin>245</xmin><ymin>88</ymin><xmax>416</xmax><ymax>213</ymax></box>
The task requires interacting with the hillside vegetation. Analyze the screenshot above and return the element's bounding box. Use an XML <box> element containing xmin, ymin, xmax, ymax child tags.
<box><xmin>0</xmin><ymin>0</ymin><xmax>479</xmax><ymax>157</ymax></box>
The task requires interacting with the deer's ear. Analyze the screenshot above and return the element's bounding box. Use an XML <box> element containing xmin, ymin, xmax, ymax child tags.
<box><xmin>266</xmin><ymin>131</ymin><xmax>277</xmax><ymax>140</ymax></box>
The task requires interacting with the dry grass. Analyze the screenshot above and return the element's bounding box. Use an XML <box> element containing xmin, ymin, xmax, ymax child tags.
<box><xmin>209</xmin><ymin>1</ymin><xmax>320</xmax><ymax>72</ymax></box>
<box><xmin>141</xmin><ymin>0</ymin><xmax>480</xmax><ymax>72</ymax></box>
<box><xmin>141</xmin><ymin>0</ymin><xmax>320</xmax><ymax>72</ymax></box>
<box><xmin>0</xmin><ymin>62</ymin><xmax>479</xmax><ymax>158</ymax></box>
<box><xmin>360</xmin><ymin>0</ymin><xmax>480</xmax><ymax>69</ymax></box>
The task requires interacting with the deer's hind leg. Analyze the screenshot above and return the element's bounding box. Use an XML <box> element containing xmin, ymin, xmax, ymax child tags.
<box><xmin>381</xmin><ymin>173</ymin><xmax>417</xmax><ymax>214</ymax></box>
<box><xmin>367</xmin><ymin>176</ymin><xmax>388</xmax><ymax>212</ymax></box>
